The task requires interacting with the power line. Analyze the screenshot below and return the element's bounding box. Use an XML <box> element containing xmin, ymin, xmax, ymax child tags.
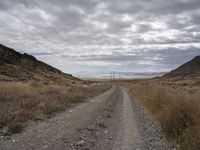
<box><xmin>19</xmin><ymin>0</ymin><xmax>68</xmax><ymax>43</ymax></box>
<box><xmin>0</xmin><ymin>20</ymin><xmax>31</xmax><ymax>43</ymax></box>
<box><xmin>0</xmin><ymin>21</ymin><xmax>18</xmax><ymax>32</ymax></box>
<box><xmin>0</xmin><ymin>1</ymin><xmax>54</xmax><ymax>44</ymax></box>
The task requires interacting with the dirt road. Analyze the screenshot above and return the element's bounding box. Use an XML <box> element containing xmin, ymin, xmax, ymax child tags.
<box><xmin>0</xmin><ymin>85</ymin><xmax>169</xmax><ymax>150</ymax></box>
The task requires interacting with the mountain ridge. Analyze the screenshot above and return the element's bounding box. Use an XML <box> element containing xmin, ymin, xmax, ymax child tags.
<box><xmin>164</xmin><ymin>55</ymin><xmax>200</xmax><ymax>77</ymax></box>
<box><xmin>0</xmin><ymin>44</ymin><xmax>79</xmax><ymax>83</ymax></box>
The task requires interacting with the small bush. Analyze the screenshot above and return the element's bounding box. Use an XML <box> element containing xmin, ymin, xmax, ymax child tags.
<box><xmin>162</xmin><ymin>109</ymin><xmax>192</xmax><ymax>138</ymax></box>
<box><xmin>8</xmin><ymin>121</ymin><xmax>24</xmax><ymax>134</ymax></box>
<box><xmin>98</xmin><ymin>122</ymin><xmax>106</xmax><ymax>128</ymax></box>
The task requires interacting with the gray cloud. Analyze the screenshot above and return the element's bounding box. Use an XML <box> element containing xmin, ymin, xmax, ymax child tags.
<box><xmin>0</xmin><ymin>0</ymin><xmax>200</xmax><ymax>74</ymax></box>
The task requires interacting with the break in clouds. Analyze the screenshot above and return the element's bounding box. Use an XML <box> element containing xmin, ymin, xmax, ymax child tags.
<box><xmin>0</xmin><ymin>0</ymin><xmax>200</xmax><ymax>73</ymax></box>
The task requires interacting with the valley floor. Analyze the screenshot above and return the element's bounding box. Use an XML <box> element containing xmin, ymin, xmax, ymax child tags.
<box><xmin>0</xmin><ymin>85</ymin><xmax>169</xmax><ymax>150</ymax></box>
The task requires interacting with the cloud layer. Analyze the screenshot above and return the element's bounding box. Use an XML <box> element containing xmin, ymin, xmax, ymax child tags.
<box><xmin>0</xmin><ymin>0</ymin><xmax>200</xmax><ymax>73</ymax></box>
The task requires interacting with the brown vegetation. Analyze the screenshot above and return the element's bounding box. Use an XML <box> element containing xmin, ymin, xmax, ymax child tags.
<box><xmin>123</xmin><ymin>78</ymin><xmax>200</xmax><ymax>150</ymax></box>
<box><xmin>0</xmin><ymin>81</ymin><xmax>109</xmax><ymax>133</ymax></box>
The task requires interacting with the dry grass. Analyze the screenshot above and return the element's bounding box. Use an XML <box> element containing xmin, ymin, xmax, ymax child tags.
<box><xmin>0</xmin><ymin>81</ymin><xmax>109</xmax><ymax>133</ymax></box>
<box><xmin>123</xmin><ymin>79</ymin><xmax>200</xmax><ymax>150</ymax></box>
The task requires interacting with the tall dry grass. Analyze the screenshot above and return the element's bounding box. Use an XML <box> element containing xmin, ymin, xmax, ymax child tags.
<box><xmin>124</xmin><ymin>83</ymin><xmax>200</xmax><ymax>150</ymax></box>
<box><xmin>0</xmin><ymin>82</ymin><xmax>109</xmax><ymax>132</ymax></box>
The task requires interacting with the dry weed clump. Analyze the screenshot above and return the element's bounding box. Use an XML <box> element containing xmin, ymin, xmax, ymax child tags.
<box><xmin>124</xmin><ymin>83</ymin><xmax>200</xmax><ymax>150</ymax></box>
<box><xmin>0</xmin><ymin>82</ymin><xmax>109</xmax><ymax>133</ymax></box>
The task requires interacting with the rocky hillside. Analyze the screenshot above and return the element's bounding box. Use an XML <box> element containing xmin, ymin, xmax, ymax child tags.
<box><xmin>0</xmin><ymin>44</ymin><xmax>79</xmax><ymax>84</ymax></box>
<box><xmin>164</xmin><ymin>55</ymin><xmax>200</xmax><ymax>77</ymax></box>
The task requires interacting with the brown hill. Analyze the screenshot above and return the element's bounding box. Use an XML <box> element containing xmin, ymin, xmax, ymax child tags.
<box><xmin>0</xmin><ymin>44</ymin><xmax>79</xmax><ymax>83</ymax></box>
<box><xmin>164</xmin><ymin>55</ymin><xmax>200</xmax><ymax>77</ymax></box>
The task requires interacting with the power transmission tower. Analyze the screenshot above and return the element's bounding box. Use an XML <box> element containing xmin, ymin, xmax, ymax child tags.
<box><xmin>110</xmin><ymin>71</ymin><xmax>115</xmax><ymax>82</ymax></box>
<box><xmin>113</xmin><ymin>72</ymin><xmax>115</xmax><ymax>81</ymax></box>
<box><xmin>110</xmin><ymin>72</ymin><xmax>112</xmax><ymax>82</ymax></box>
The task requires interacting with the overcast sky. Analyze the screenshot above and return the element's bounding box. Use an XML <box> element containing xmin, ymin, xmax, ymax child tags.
<box><xmin>0</xmin><ymin>0</ymin><xmax>200</xmax><ymax>74</ymax></box>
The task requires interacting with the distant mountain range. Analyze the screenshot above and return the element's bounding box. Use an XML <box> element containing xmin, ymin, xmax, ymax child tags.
<box><xmin>164</xmin><ymin>55</ymin><xmax>200</xmax><ymax>78</ymax></box>
<box><xmin>0</xmin><ymin>44</ymin><xmax>79</xmax><ymax>83</ymax></box>
<box><xmin>76</xmin><ymin>71</ymin><xmax>167</xmax><ymax>79</ymax></box>
<box><xmin>77</xmin><ymin>55</ymin><xmax>200</xmax><ymax>79</ymax></box>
